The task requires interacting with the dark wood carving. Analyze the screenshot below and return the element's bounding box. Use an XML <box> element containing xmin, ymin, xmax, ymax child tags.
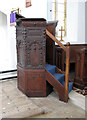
<box><xmin>16</xmin><ymin>18</ymin><xmax>53</xmax><ymax>97</ymax></box>
<box><xmin>16</xmin><ymin>19</ymin><xmax>46</xmax><ymax>69</ymax></box>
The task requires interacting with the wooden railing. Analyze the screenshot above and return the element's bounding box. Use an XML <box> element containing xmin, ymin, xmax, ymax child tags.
<box><xmin>46</xmin><ymin>29</ymin><xmax>70</xmax><ymax>102</ymax></box>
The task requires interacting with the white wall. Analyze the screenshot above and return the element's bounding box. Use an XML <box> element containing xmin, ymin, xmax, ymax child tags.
<box><xmin>0</xmin><ymin>0</ymin><xmax>87</xmax><ymax>71</ymax></box>
<box><xmin>78</xmin><ymin>0</ymin><xmax>85</xmax><ymax>44</ymax></box>
<box><xmin>21</xmin><ymin>0</ymin><xmax>47</xmax><ymax>19</ymax></box>
<box><xmin>0</xmin><ymin>0</ymin><xmax>48</xmax><ymax>71</ymax></box>
<box><xmin>66</xmin><ymin>0</ymin><xmax>86</xmax><ymax>44</ymax></box>
<box><xmin>66</xmin><ymin>0</ymin><xmax>78</xmax><ymax>43</ymax></box>
<box><xmin>0</xmin><ymin>11</ymin><xmax>17</xmax><ymax>71</ymax></box>
<box><xmin>47</xmin><ymin>0</ymin><xmax>53</xmax><ymax>21</ymax></box>
<box><xmin>47</xmin><ymin>0</ymin><xmax>86</xmax><ymax>45</ymax></box>
<box><xmin>0</xmin><ymin>11</ymin><xmax>9</xmax><ymax>71</ymax></box>
<box><xmin>0</xmin><ymin>0</ymin><xmax>25</xmax><ymax>71</ymax></box>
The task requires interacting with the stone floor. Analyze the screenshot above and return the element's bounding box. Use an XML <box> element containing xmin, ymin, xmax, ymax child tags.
<box><xmin>1</xmin><ymin>79</ymin><xmax>44</xmax><ymax>118</ymax></box>
<box><xmin>30</xmin><ymin>92</ymin><xmax>85</xmax><ymax>118</ymax></box>
<box><xmin>0</xmin><ymin>78</ymin><xmax>86</xmax><ymax>119</ymax></box>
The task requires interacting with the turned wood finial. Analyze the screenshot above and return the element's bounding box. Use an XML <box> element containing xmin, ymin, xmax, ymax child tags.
<box><xmin>66</xmin><ymin>42</ymin><xmax>70</xmax><ymax>46</ymax></box>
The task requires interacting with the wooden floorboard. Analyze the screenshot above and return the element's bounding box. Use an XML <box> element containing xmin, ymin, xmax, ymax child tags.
<box><xmin>1</xmin><ymin>79</ymin><xmax>44</xmax><ymax>118</ymax></box>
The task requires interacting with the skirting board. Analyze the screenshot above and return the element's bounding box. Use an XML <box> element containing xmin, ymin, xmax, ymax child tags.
<box><xmin>0</xmin><ymin>70</ymin><xmax>17</xmax><ymax>80</ymax></box>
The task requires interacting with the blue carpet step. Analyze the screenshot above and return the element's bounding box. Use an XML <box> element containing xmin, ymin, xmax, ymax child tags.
<box><xmin>45</xmin><ymin>64</ymin><xmax>73</xmax><ymax>93</ymax></box>
<box><xmin>52</xmin><ymin>73</ymin><xmax>64</xmax><ymax>83</ymax></box>
<box><xmin>61</xmin><ymin>81</ymin><xmax>73</xmax><ymax>93</ymax></box>
<box><xmin>45</xmin><ymin>64</ymin><xmax>56</xmax><ymax>75</ymax></box>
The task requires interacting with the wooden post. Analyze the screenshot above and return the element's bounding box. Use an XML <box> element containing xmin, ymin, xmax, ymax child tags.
<box><xmin>56</xmin><ymin>50</ymin><xmax>57</xmax><ymax>66</ymax></box>
<box><xmin>75</xmin><ymin>52</ymin><xmax>80</xmax><ymax>80</ymax></box>
<box><xmin>62</xmin><ymin>50</ymin><xmax>65</xmax><ymax>71</ymax></box>
<box><xmin>80</xmin><ymin>52</ymin><xmax>85</xmax><ymax>81</ymax></box>
<box><xmin>65</xmin><ymin>42</ymin><xmax>70</xmax><ymax>102</ymax></box>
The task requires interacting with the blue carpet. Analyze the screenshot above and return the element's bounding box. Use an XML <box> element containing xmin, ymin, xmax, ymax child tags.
<box><xmin>45</xmin><ymin>64</ymin><xmax>56</xmax><ymax>75</ymax></box>
<box><xmin>61</xmin><ymin>81</ymin><xmax>73</xmax><ymax>93</ymax></box>
<box><xmin>45</xmin><ymin>64</ymin><xmax>73</xmax><ymax>93</ymax></box>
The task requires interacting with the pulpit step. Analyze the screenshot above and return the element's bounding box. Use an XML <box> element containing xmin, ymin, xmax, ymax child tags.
<box><xmin>45</xmin><ymin>64</ymin><xmax>73</xmax><ymax>93</ymax></box>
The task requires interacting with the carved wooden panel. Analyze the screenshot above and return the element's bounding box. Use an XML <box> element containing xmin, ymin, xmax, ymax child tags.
<box><xmin>16</xmin><ymin>19</ymin><xmax>51</xmax><ymax>97</ymax></box>
<box><xmin>26</xmin><ymin>70</ymin><xmax>46</xmax><ymax>97</ymax></box>
<box><xmin>16</xmin><ymin>19</ymin><xmax>46</xmax><ymax>69</ymax></box>
<box><xmin>74</xmin><ymin>49</ymin><xmax>87</xmax><ymax>89</ymax></box>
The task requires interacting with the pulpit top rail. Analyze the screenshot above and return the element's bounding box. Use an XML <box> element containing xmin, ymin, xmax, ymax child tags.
<box><xmin>16</xmin><ymin>18</ymin><xmax>46</xmax><ymax>22</ymax></box>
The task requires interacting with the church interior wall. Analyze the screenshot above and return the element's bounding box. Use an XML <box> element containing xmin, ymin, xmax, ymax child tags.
<box><xmin>0</xmin><ymin>0</ymin><xmax>87</xmax><ymax>72</ymax></box>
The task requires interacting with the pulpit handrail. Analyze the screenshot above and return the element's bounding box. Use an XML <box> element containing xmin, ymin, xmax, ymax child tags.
<box><xmin>46</xmin><ymin>29</ymin><xmax>66</xmax><ymax>51</ymax></box>
<box><xmin>46</xmin><ymin>29</ymin><xmax>70</xmax><ymax>102</ymax></box>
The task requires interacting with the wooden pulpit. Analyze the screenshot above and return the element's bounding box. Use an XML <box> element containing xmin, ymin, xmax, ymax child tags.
<box><xmin>16</xmin><ymin>18</ymin><xmax>47</xmax><ymax>96</ymax></box>
<box><xmin>16</xmin><ymin>18</ymin><xmax>55</xmax><ymax>97</ymax></box>
<box><xmin>16</xmin><ymin>15</ymin><xmax>72</xmax><ymax>103</ymax></box>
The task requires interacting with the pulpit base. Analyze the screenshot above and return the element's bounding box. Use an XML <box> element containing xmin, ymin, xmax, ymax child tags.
<box><xmin>17</xmin><ymin>66</ymin><xmax>53</xmax><ymax>97</ymax></box>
